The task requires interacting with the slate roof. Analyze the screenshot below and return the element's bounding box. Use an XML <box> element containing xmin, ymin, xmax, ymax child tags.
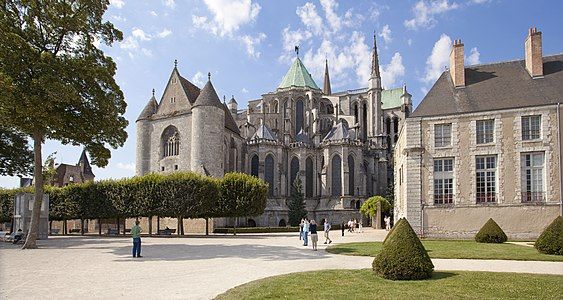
<box><xmin>193</xmin><ymin>80</ymin><xmax>223</xmax><ymax>108</ymax></box>
<box><xmin>411</xmin><ymin>54</ymin><xmax>563</xmax><ymax>118</ymax></box>
<box><xmin>295</xmin><ymin>128</ymin><xmax>312</xmax><ymax>144</ymax></box>
<box><xmin>78</xmin><ymin>150</ymin><xmax>94</xmax><ymax>176</ymax></box>
<box><xmin>178</xmin><ymin>75</ymin><xmax>201</xmax><ymax>104</ymax></box>
<box><xmin>251</xmin><ymin>124</ymin><xmax>277</xmax><ymax>141</ymax></box>
<box><xmin>222</xmin><ymin>103</ymin><xmax>240</xmax><ymax>134</ymax></box>
<box><xmin>323</xmin><ymin>121</ymin><xmax>350</xmax><ymax>141</ymax></box>
<box><xmin>137</xmin><ymin>95</ymin><xmax>159</xmax><ymax>121</ymax></box>
<box><xmin>278</xmin><ymin>57</ymin><xmax>320</xmax><ymax>90</ymax></box>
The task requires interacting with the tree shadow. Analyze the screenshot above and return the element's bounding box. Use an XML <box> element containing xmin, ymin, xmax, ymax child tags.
<box><xmin>429</xmin><ymin>272</ymin><xmax>458</xmax><ymax>280</ymax></box>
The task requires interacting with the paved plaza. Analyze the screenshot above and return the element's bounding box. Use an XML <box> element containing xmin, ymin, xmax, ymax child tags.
<box><xmin>1</xmin><ymin>228</ymin><xmax>562</xmax><ymax>299</ymax></box>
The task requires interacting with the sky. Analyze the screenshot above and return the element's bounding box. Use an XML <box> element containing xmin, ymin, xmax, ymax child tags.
<box><xmin>1</xmin><ymin>0</ymin><xmax>562</xmax><ymax>188</ymax></box>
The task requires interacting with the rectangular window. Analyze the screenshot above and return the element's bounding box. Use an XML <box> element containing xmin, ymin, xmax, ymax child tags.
<box><xmin>434</xmin><ymin>123</ymin><xmax>452</xmax><ymax>147</ymax></box>
<box><xmin>476</xmin><ymin>119</ymin><xmax>494</xmax><ymax>144</ymax></box>
<box><xmin>521</xmin><ymin>152</ymin><xmax>545</xmax><ymax>202</ymax></box>
<box><xmin>476</xmin><ymin>155</ymin><xmax>496</xmax><ymax>203</ymax></box>
<box><xmin>434</xmin><ymin>158</ymin><xmax>454</xmax><ymax>204</ymax></box>
<box><xmin>522</xmin><ymin>115</ymin><xmax>541</xmax><ymax>140</ymax></box>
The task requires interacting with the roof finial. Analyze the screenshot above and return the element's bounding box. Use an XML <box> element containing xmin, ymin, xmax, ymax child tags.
<box><xmin>174</xmin><ymin>59</ymin><xmax>178</xmax><ymax>68</ymax></box>
<box><xmin>152</xmin><ymin>88</ymin><xmax>155</xmax><ymax>97</ymax></box>
<box><xmin>294</xmin><ymin>45</ymin><xmax>300</xmax><ymax>57</ymax></box>
<box><xmin>208</xmin><ymin>72</ymin><xmax>211</xmax><ymax>81</ymax></box>
<box><xmin>223</xmin><ymin>95</ymin><xmax>226</xmax><ymax>103</ymax></box>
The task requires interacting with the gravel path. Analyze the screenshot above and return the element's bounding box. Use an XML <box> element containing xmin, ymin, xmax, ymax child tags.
<box><xmin>1</xmin><ymin>229</ymin><xmax>561</xmax><ymax>299</ymax></box>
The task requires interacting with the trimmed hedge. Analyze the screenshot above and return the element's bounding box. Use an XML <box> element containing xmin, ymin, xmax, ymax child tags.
<box><xmin>382</xmin><ymin>218</ymin><xmax>403</xmax><ymax>244</ymax></box>
<box><xmin>372</xmin><ymin>218</ymin><xmax>434</xmax><ymax>280</ymax></box>
<box><xmin>475</xmin><ymin>218</ymin><xmax>507</xmax><ymax>243</ymax></box>
<box><xmin>534</xmin><ymin>216</ymin><xmax>563</xmax><ymax>255</ymax></box>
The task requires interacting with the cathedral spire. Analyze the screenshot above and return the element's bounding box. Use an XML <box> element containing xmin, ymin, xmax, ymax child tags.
<box><xmin>323</xmin><ymin>59</ymin><xmax>332</xmax><ymax>95</ymax></box>
<box><xmin>370</xmin><ymin>32</ymin><xmax>381</xmax><ymax>78</ymax></box>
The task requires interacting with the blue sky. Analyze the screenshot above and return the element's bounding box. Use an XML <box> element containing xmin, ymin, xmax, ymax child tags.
<box><xmin>1</xmin><ymin>0</ymin><xmax>562</xmax><ymax>188</ymax></box>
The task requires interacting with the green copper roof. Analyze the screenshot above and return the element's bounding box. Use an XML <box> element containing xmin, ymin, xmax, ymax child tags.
<box><xmin>381</xmin><ymin>87</ymin><xmax>404</xmax><ymax>110</ymax></box>
<box><xmin>278</xmin><ymin>58</ymin><xmax>320</xmax><ymax>90</ymax></box>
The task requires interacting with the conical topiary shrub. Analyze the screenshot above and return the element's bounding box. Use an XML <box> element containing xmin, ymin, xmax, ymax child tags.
<box><xmin>534</xmin><ymin>216</ymin><xmax>563</xmax><ymax>255</ymax></box>
<box><xmin>372</xmin><ymin>218</ymin><xmax>434</xmax><ymax>280</ymax></box>
<box><xmin>475</xmin><ymin>218</ymin><xmax>507</xmax><ymax>243</ymax></box>
<box><xmin>382</xmin><ymin>217</ymin><xmax>403</xmax><ymax>244</ymax></box>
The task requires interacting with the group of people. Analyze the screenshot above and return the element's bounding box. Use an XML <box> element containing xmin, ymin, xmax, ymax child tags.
<box><xmin>346</xmin><ymin>219</ymin><xmax>362</xmax><ymax>233</ymax></box>
<box><xmin>299</xmin><ymin>218</ymin><xmax>332</xmax><ymax>251</ymax></box>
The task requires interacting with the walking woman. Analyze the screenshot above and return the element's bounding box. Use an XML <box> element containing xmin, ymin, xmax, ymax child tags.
<box><xmin>309</xmin><ymin>220</ymin><xmax>318</xmax><ymax>251</ymax></box>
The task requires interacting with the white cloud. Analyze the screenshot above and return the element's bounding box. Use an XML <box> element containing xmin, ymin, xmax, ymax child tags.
<box><xmin>381</xmin><ymin>52</ymin><xmax>405</xmax><ymax>88</ymax></box>
<box><xmin>422</xmin><ymin>33</ymin><xmax>452</xmax><ymax>83</ymax></box>
<box><xmin>404</xmin><ymin>0</ymin><xmax>459</xmax><ymax>30</ymax></box>
<box><xmin>110</xmin><ymin>0</ymin><xmax>124</xmax><ymax>9</ymax></box>
<box><xmin>242</xmin><ymin>88</ymin><xmax>249</xmax><ymax>93</ymax></box>
<box><xmin>379</xmin><ymin>25</ymin><xmax>392</xmax><ymax>44</ymax></box>
<box><xmin>296</xmin><ymin>2</ymin><xmax>323</xmax><ymax>35</ymax></box>
<box><xmin>192</xmin><ymin>71</ymin><xmax>206</xmax><ymax>86</ymax></box>
<box><xmin>150</xmin><ymin>11</ymin><xmax>158</xmax><ymax>17</ymax></box>
<box><xmin>369</xmin><ymin>6</ymin><xmax>380</xmax><ymax>21</ymax></box>
<box><xmin>132</xmin><ymin>28</ymin><xmax>151</xmax><ymax>41</ymax></box>
<box><xmin>111</xmin><ymin>15</ymin><xmax>126</xmax><ymax>22</ymax></box>
<box><xmin>120</xmin><ymin>36</ymin><xmax>139</xmax><ymax>50</ymax></box>
<box><xmin>163</xmin><ymin>0</ymin><xmax>175</xmax><ymax>9</ymax></box>
<box><xmin>407</xmin><ymin>38</ymin><xmax>413</xmax><ymax>46</ymax></box>
<box><xmin>471</xmin><ymin>0</ymin><xmax>490</xmax><ymax>3</ymax></box>
<box><xmin>320</xmin><ymin>0</ymin><xmax>341</xmax><ymax>32</ymax></box>
<box><xmin>157</xmin><ymin>29</ymin><xmax>172</xmax><ymax>38</ymax></box>
<box><xmin>116</xmin><ymin>162</ymin><xmax>135</xmax><ymax>171</ymax></box>
<box><xmin>241</xmin><ymin>33</ymin><xmax>266</xmax><ymax>58</ymax></box>
<box><xmin>466</xmin><ymin>47</ymin><xmax>481</xmax><ymax>65</ymax></box>
<box><xmin>193</xmin><ymin>0</ymin><xmax>261</xmax><ymax>37</ymax></box>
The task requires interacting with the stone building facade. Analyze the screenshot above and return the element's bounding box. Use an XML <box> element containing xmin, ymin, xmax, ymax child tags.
<box><xmin>136</xmin><ymin>36</ymin><xmax>411</xmax><ymax>228</ymax></box>
<box><xmin>394</xmin><ymin>28</ymin><xmax>562</xmax><ymax>239</ymax></box>
<box><xmin>52</xmin><ymin>150</ymin><xmax>95</xmax><ymax>187</ymax></box>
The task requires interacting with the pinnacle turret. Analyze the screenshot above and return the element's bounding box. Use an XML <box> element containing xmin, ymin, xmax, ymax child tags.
<box><xmin>323</xmin><ymin>59</ymin><xmax>332</xmax><ymax>95</ymax></box>
<box><xmin>371</xmin><ymin>33</ymin><xmax>381</xmax><ymax>79</ymax></box>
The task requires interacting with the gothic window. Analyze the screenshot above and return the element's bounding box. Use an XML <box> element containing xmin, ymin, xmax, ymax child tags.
<box><xmin>354</xmin><ymin>104</ymin><xmax>358</xmax><ymax>124</ymax></box>
<box><xmin>265</xmin><ymin>154</ymin><xmax>275</xmax><ymax>197</ymax></box>
<box><xmin>355</xmin><ymin>200</ymin><xmax>361</xmax><ymax>209</ymax></box>
<box><xmin>306</xmin><ymin>157</ymin><xmax>314</xmax><ymax>198</ymax></box>
<box><xmin>250</xmin><ymin>154</ymin><xmax>259</xmax><ymax>177</ymax></box>
<box><xmin>331</xmin><ymin>155</ymin><xmax>342</xmax><ymax>197</ymax></box>
<box><xmin>326</xmin><ymin>103</ymin><xmax>334</xmax><ymax>115</ymax></box>
<box><xmin>348</xmin><ymin>155</ymin><xmax>355</xmax><ymax>196</ymax></box>
<box><xmin>295</xmin><ymin>99</ymin><xmax>304</xmax><ymax>135</ymax></box>
<box><xmin>362</xmin><ymin>102</ymin><xmax>368</xmax><ymax>140</ymax></box>
<box><xmin>162</xmin><ymin>126</ymin><xmax>180</xmax><ymax>158</ymax></box>
<box><xmin>385</xmin><ymin>117</ymin><xmax>391</xmax><ymax>136</ymax></box>
<box><xmin>393</xmin><ymin>117</ymin><xmax>399</xmax><ymax>142</ymax></box>
<box><xmin>320</xmin><ymin>102</ymin><xmax>326</xmax><ymax>114</ymax></box>
<box><xmin>290</xmin><ymin>156</ymin><xmax>300</xmax><ymax>190</ymax></box>
<box><xmin>272</xmin><ymin>100</ymin><xmax>279</xmax><ymax>114</ymax></box>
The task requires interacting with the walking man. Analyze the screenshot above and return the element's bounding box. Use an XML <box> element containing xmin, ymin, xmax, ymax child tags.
<box><xmin>131</xmin><ymin>220</ymin><xmax>142</xmax><ymax>258</ymax></box>
<box><xmin>302</xmin><ymin>218</ymin><xmax>310</xmax><ymax>246</ymax></box>
<box><xmin>323</xmin><ymin>219</ymin><xmax>332</xmax><ymax>244</ymax></box>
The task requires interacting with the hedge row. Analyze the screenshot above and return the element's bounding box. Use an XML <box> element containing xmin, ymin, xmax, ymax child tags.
<box><xmin>0</xmin><ymin>172</ymin><xmax>268</xmax><ymax>222</ymax></box>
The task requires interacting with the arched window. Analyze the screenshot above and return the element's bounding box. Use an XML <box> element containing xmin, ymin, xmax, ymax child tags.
<box><xmin>385</xmin><ymin>117</ymin><xmax>391</xmax><ymax>136</ymax></box>
<box><xmin>162</xmin><ymin>126</ymin><xmax>180</xmax><ymax>157</ymax></box>
<box><xmin>265</xmin><ymin>154</ymin><xmax>275</xmax><ymax>197</ymax></box>
<box><xmin>354</xmin><ymin>104</ymin><xmax>358</xmax><ymax>124</ymax></box>
<box><xmin>348</xmin><ymin>155</ymin><xmax>355</xmax><ymax>196</ymax></box>
<box><xmin>355</xmin><ymin>201</ymin><xmax>361</xmax><ymax>209</ymax></box>
<box><xmin>295</xmin><ymin>99</ymin><xmax>304</xmax><ymax>135</ymax></box>
<box><xmin>327</xmin><ymin>103</ymin><xmax>334</xmax><ymax>115</ymax></box>
<box><xmin>306</xmin><ymin>157</ymin><xmax>313</xmax><ymax>198</ymax></box>
<box><xmin>272</xmin><ymin>100</ymin><xmax>279</xmax><ymax>113</ymax></box>
<box><xmin>278</xmin><ymin>219</ymin><xmax>286</xmax><ymax>227</ymax></box>
<box><xmin>362</xmin><ymin>102</ymin><xmax>368</xmax><ymax>140</ymax></box>
<box><xmin>331</xmin><ymin>155</ymin><xmax>342</xmax><ymax>197</ymax></box>
<box><xmin>393</xmin><ymin>117</ymin><xmax>400</xmax><ymax>143</ymax></box>
<box><xmin>250</xmin><ymin>155</ymin><xmax>259</xmax><ymax>177</ymax></box>
<box><xmin>290</xmin><ymin>157</ymin><xmax>299</xmax><ymax>191</ymax></box>
<box><xmin>320</xmin><ymin>102</ymin><xmax>326</xmax><ymax>114</ymax></box>
<box><xmin>247</xmin><ymin>219</ymin><xmax>257</xmax><ymax>227</ymax></box>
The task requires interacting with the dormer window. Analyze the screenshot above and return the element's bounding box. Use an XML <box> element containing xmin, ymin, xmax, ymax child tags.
<box><xmin>170</xmin><ymin>97</ymin><xmax>176</xmax><ymax>104</ymax></box>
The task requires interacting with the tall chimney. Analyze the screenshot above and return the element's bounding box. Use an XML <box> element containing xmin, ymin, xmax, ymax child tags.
<box><xmin>449</xmin><ymin>39</ymin><xmax>465</xmax><ymax>88</ymax></box>
<box><xmin>525</xmin><ymin>27</ymin><xmax>543</xmax><ymax>78</ymax></box>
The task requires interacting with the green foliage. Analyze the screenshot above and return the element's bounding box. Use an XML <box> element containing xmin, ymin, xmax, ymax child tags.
<box><xmin>0</xmin><ymin>126</ymin><xmax>33</xmax><ymax>176</ymax></box>
<box><xmin>534</xmin><ymin>216</ymin><xmax>563</xmax><ymax>255</ymax></box>
<box><xmin>287</xmin><ymin>177</ymin><xmax>307</xmax><ymax>226</ymax></box>
<box><xmin>475</xmin><ymin>218</ymin><xmax>508</xmax><ymax>243</ymax></box>
<box><xmin>360</xmin><ymin>196</ymin><xmax>391</xmax><ymax>218</ymax></box>
<box><xmin>372</xmin><ymin>218</ymin><xmax>434</xmax><ymax>280</ymax></box>
<box><xmin>382</xmin><ymin>217</ymin><xmax>403</xmax><ymax>244</ymax></box>
<box><xmin>217</xmin><ymin>172</ymin><xmax>268</xmax><ymax>218</ymax></box>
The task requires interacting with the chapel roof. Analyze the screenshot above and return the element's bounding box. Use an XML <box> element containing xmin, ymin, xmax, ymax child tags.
<box><xmin>278</xmin><ymin>57</ymin><xmax>320</xmax><ymax>90</ymax></box>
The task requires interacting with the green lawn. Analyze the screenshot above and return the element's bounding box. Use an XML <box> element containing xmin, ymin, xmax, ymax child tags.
<box><xmin>216</xmin><ymin>270</ymin><xmax>562</xmax><ymax>300</ymax></box>
<box><xmin>326</xmin><ymin>240</ymin><xmax>563</xmax><ymax>261</ymax></box>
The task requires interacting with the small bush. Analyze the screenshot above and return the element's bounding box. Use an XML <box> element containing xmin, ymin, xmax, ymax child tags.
<box><xmin>475</xmin><ymin>218</ymin><xmax>508</xmax><ymax>243</ymax></box>
<box><xmin>382</xmin><ymin>217</ymin><xmax>403</xmax><ymax>244</ymax></box>
<box><xmin>535</xmin><ymin>216</ymin><xmax>563</xmax><ymax>255</ymax></box>
<box><xmin>372</xmin><ymin>218</ymin><xmax>434</xmax><ymax>280</ymax></box>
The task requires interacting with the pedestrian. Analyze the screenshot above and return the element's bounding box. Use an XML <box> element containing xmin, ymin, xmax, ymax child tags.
<box><xmin>341</xmin><ymin>222</ymin><xmax>345</xmax><ymax>236</ymax></box>
<box><xmin>299</xmin><ymin>218</ymin><xmax>304</xmax><ymax>240</ymax></box>
<box><xmin>358</xmin><ymin>220</ymin><xmax>363</xmax><ymax>233</ymax></box>
<box><xmin>302</xmin><ymin>218</ymin><xmax>310</xmax><ymax>246</ymax></box>
<box><xmin>131</xmin><ymin>220</ymin><xmax>142</xmax><ymax>258</ymax></box>
<box><xmin>12</xmin><ymin>228</ymin><xmax>23</xmax><ymax>244</ymax></box>
<box><xmin>323</xmin><ymin>219</ymin><xmax>332</xmax><ymax>244</ymax></box>
<box><xmin>309</xmin><ymin>220</ymin><xmax>318</xmax><ymax>251</ymax></box>
<box><xmin>385</xmin><ymin>216</ymin><xmax>391</xmax><ymax>231</ymax></box>
<box><xmin>353</xmin><ymin>219</ymin><xmax>358</xmax><ymax>233</ymax></box>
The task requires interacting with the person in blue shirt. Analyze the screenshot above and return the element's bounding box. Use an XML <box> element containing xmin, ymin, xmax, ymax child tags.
<box><xmin>323</xmin><ymin>219</ymin><xmax>332</xmax><ymax>244</ymax></box>
<box><xmin>302</xmin><ymin>218</ymin><xmax>310</xmax><ymax>246</ymax></box>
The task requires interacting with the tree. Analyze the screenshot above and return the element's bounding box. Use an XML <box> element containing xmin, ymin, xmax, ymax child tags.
<box><xmin>0</xmin><ymin>126</ymin><xmax>33</xmax><ymax>176</ymax></box>
<box><xmin>287</xmin><ymin>177</ymin><xmax>307</xmax><ymax>226</ymax></box>
<box><xmin>0</xmin><ymin>1</ymin><xmax>127</xmax><ymax>248</ymax></box>
<box><xmin>360</xmin><ymin>196</ymin><xmax>391</xmax><ymax>219</ymax></box>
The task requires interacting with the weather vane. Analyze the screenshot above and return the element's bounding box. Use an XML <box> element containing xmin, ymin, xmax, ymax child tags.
<box><xmin>174</xmin><ymin>59</ymin><xmax>178</xmax><ymax>68</ymax></box>
<box><xmin>295</xmin><ymin>45</ymin><xmax>300</xmax><ymax>57</ymax></box>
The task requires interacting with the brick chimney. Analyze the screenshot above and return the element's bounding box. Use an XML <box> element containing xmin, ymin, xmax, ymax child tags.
<box><xmin>525</xmin><ymin>27</ymin><xmax>543</xmax><ymax>78</ymax></box>
<box><xmin>449</xmin><ymin>39</ymin><xmax>465</xmax><ymax>88</ymax></box>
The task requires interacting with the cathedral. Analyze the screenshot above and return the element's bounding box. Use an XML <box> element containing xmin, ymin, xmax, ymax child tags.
<box><xmin>136</xmin><ymin>36</ymin><xmax>412</xmax><ymax>227</ymax></box>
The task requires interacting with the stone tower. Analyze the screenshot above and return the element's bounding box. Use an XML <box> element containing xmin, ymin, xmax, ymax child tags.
<box><xmin>190</xmin><ymin>74</ymin><xmax>225</xmax><ymax>178</ymax></box>
<box><xmin>368</xmin><ymin>33</ymin><xmax>383</xmax><ymax>137</ymax></box>
<box><xmin>136</xmin><ymin>90</ymin><xmax>158</xmax><ymax>175</ymax></box>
